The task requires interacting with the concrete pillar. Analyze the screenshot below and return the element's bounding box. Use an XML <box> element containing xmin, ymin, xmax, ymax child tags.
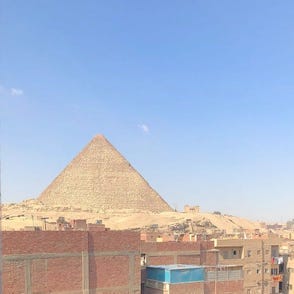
<box><xmin>129</xmin><ymin>253</ymin><xmax>135</xmax><ymax>293</ymax></box>
<box><xmin>25</xmin><ymin>260</ymin><xmax>31</xmax><ymax>294</ymax></box>
<box><xmin>82</xmin><ymin>252</ymin><xmax>89</xmax><ymax>294</ymax></box>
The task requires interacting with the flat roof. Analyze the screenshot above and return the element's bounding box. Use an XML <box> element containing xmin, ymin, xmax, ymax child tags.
<box><xmin>147</xmin><ymin>264</ymin><xmax>203</xmax><ymax>270</ymax></box>
<box><xmin>147</xmin><ymin>264</ymin><xmax>243</xmax><ymax>270</ymax></box>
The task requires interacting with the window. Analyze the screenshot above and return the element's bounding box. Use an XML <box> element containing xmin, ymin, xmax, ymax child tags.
<box><xmin>233</xmin><ymin>249</ymin><xmax>237</xmax><ymax>255</ymax></box>
<box><xmin>140</xmin><ymin>254</ymin><xmax>147</xmax><ymax>266</ymax></box>
<box><xmin>247</xmin><ymin>250</ymin><xmax>252</xmax><ymax>257</ymax></box>
<box><xmin>272</xmin><ymin>248</ymin><xmax>278</xmax><ymax>257</ymax></box>
<box><xmin>271</xmin><ymin>268</ymin><xmax>278</xmax><ymax>275</ymax></box>
<box><xmin>257</xmin><ymin>269</ymin><xmax>260</xmax><ymax>274</ymax></box>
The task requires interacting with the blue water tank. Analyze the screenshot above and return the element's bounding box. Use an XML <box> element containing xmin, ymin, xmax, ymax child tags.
<box><xmin>146</xmin><ymin>264</ymin><xmax>204</xmax><ymax>283</ymax></box>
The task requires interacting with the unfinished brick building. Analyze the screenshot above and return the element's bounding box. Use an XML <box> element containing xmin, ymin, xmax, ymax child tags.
<box><xmin>141</xmin><ymin>240</ymin><xmax>243</xmax><ymax>294</ymax></box>
<box><xmin>2</xmin><ymin>230</ymin><xmax>141</xmax><ymax>293</ymax></box>
<box><xmin>141</xmin><ymin>240</ymin><xmax>217</xmax><ymax>267</ymax></box>
<box><xmin>2</xmin><ymin>230</ymin><xmax>244</xmax><ymax>294</ymax></box>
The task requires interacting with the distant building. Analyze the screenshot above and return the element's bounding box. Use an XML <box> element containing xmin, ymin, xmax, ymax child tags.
<box><xmin>184</xmin><ymin>205</ymin><xmax>200</xmax><ymax>213</ymax></box>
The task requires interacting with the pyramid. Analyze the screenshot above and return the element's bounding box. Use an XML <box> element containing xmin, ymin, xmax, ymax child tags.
<box><xmin>38</xmin><ymin>135</ymin><xmax>172</xmax><ymax>212</ymax></box>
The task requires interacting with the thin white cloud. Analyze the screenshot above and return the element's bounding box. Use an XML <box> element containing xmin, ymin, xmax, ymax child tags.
<box><xmin>0</xmin><ymin>84</ymin><xmax>24</xmax><ymax>97</ymax></box>
<box><xmin>10</xmin><ymin>88</ymin><xmax>24</xmax><ymax>96</ymax></box>
<box><xmin>138</xmin><ymin>124</ymin><xmax>150</xmax><ymax>133</ymax></box>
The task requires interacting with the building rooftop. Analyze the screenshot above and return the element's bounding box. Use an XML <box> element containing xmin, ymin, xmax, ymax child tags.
<box><xmin>147</xmin><ymin>264</ymin><xmax>203</xmax><ymax>270</ymax></box>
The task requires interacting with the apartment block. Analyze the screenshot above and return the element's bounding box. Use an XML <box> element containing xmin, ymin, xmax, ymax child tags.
<box><xmin>214</xmin><ymin>238</ymin><xmax>283</xmax><ymax>294</ymax></box>
<box><xmin>284</xmin><ymin>242</ymin><xmax>294</xmax><ymax>294</ymax></box>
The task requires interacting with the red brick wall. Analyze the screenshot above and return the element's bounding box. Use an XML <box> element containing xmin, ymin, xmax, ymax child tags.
<box><xmin>31</xmin><ymin>259</ymin><xmax>48</xmax><ymax>293</ymax></box>
<box><xmin>89</xmin><ymin>230</ymin><xmax>140</xmax><ymax>252</ymax></box>
<box><xmin>141</xmin><ymin>240</ymin><xmax>215</xmax><ymax>267</ymax></box>
<box><xmin>90</xmin><ymin>255</ymin><xmax>130</xmax><ymax>288</ymax></box>
<box><xmin>2</xmin><ymin>231</ymin><xmax>88</xmax><ymax>254</ymax></box>
<box><xmin>145</xmin><ymin>281</ymin><xmax>243</xmax><ymax>294</ymax></box>
<box><xmin>2</xmin><ymin>231</ymin><xmax>141</xmax><ymax>293</ymax></box>
<box><xmin>204</xmin><ymin>280</ymin><xmax>244</xmax><ymax>294</ymax></box>
<box><xmin>2</xmin><ymin>260</ymin><xmax>26</xmax><ymax>293</ymax></box>
<box><xmin>141</xmin><ymin>241</ymin><xmax>202</xmax><ymax>252</ymax></box>
<box><xmin>169</xmin><ymin>282</ymin><xmax>204</xmax><ymax>294</ymax></box>
<box><xmin>201</xmin><ymin>250</ymin><xmax>218</xmax><ymax>266</ymax></box>
<box><xmin>45</xmin><ymin>257</ymin><xmax>82</xmax><ymax>292</ymax></box>
<box><xmin>177</xmin><ymin>254</ymin><xmax>201</xmax><ymax>265</ymax></box>
<box><xmin>147</xmin><ymin>255</ymin><xmax>176</xmax><ymax>265</ymax></box>
<box><xmin>144</xmin><ymin>282</ymin><xmax>204</xmax><ymax>294</ymax></box>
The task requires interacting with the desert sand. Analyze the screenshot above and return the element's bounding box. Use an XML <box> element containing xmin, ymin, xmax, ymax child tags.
<box><xmin>1</xmin><ymin>199</ymin><xmax>263</xmax><ymax>234</ymax></box>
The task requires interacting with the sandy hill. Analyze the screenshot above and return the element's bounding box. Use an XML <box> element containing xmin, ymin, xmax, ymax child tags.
<box><xmin>1</xmin><ymin>199</ymin><xmax>263</xmax><ymax>234</ymax></box>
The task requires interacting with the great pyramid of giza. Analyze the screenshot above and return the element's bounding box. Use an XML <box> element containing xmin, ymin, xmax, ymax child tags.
<box><xmin>38</xmin><ymin>135</ymin><xmax>172</xmax><ymax>212</ymax></box>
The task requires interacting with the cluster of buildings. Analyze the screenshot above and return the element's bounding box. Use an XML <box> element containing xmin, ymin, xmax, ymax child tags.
<box><xmin>2</xmin><ymin>218</ymin><xmax>291</xmax><ymax>294</ymax></box>
<box><xmin>2</xmin><ymin>135</ymin><xmax>291</xmax><ymax>293</ymax></box>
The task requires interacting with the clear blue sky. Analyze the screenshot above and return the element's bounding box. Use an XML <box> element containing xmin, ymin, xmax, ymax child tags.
<box><xmin>1</xmin><ymin>1</ymin><xmax>294</xmax><ymax>222</ymax></box>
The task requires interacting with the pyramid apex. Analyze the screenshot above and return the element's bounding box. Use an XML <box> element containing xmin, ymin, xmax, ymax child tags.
<box><xmin>90</xmin><ymin>134</ymin><xmax>109</xmax><ymax>144</ymax></box>
<box><xmin>93</xmin><ymin>134</ymin><xmax>106</xmax><ymax>139</ymax></box>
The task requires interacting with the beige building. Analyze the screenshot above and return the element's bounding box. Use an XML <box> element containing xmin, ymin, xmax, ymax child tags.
<box><xmin>284</xmin><ymin>242</ymin><xmax>294</xmax><ymax>294</ymax></box>
<box><xmin>214</xmin><ymin>238</ymin><xmax>284</xmax><ymax>294</ymax></box>
<box><xmin>184</xmin><ymin>205</ymin><xmax>200</xmax><ymax>213</ymax></box>
<box><xmin>286</xmin><ymin>257</ymin><xmax>294</xmax><ymax>293</ymax></box>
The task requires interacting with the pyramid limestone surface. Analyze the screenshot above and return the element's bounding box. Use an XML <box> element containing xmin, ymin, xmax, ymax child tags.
<box><xmin>38</xmin><ymin>135</ymin><xmax>172</xmax><ymax>213</ymax></box>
